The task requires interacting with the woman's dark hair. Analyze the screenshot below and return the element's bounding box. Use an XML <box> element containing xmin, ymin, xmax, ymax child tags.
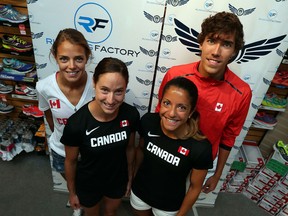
<box><xmin>93</xmin><ymin>57</ymin><xmax>129</xmax><ymax>85</ymax></box>
<box><xmin>197</xmin><ymin>11</ymin><xmax>244</xmax><ymax>53</ymax></box>
<box><xmin>161</xmin><ymin>76</ymin><xmax>205</xmax><ymax>140</ymax></box>
<box><xmin>51</xmin><ymin>28</ymin><xmax>91</xmax><ymax>59</ymax></box>
<box><xmin>162</xmin><ymin>76</ymin><xmax>198</xmax><ymax>111</ymax></box>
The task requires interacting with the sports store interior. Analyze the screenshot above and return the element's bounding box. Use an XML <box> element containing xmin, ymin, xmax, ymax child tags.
<box><xmin>0</xmin><ymin>0</ymin><xmax>288</xmax><ymax>216</ymax></box>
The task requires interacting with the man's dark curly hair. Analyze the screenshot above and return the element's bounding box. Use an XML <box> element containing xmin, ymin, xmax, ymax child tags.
<box><xmin>197</xmin><ymin>12</ymin><xmax>244</xmax><ymax>53</ymax></box>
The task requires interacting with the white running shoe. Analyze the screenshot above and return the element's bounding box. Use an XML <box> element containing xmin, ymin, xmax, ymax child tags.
<box><xmin>72</xmin><ymin>208</ymin><xmax>83</xmax><ymax>216</ymax></box>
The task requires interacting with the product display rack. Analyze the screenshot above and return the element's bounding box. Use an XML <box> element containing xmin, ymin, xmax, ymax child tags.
<box><xmin>244</xmin><ymin>52</ymin><xmax>288</xmax><ymax>157</ymax></box>
<box><xmin>0</xmin><ymin>0</ymin><xmax>37</xmax><ymax>118</ymax></box>
<box><xmin>0</xmin><ymin>0</ymin><xmax>45</xmax><ymax>160</ymax></box>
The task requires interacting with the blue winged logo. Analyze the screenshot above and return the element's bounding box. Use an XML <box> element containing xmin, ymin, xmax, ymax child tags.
<box><xmin>174</xmin><ymin>18</ymin><xmax>287</xmax><ymax>64</ymax></box>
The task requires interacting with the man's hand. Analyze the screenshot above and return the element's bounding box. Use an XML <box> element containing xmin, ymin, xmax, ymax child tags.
<box><xmin>202</xmin><ymin>175</ymin><xmax>220</xmax><ymax>193</ymax></box>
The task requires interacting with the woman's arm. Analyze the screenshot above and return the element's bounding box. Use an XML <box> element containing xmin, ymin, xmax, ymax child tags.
<box><xmin>177</xmin><ymin>169</ymin><xmax>208</xmax><ymax>216</ymax></box>
<box><xmin>64</xmin><ymin>145</ymin><xmax>80</xmax><ymax>209</ymax></box>
<box><xmin>133</xmin><ymin>137</ymin><xmax>144</xmax><ymax>176</ymax></box>
<box><xmin>44</xmin><ymin>109</ymin><xmax>54</xmax><ymax>132</ymax></box>
<box><xmin>125</xmin><ymin>132</ymin><xmax>136</xmax><ymax>196</ymax></box>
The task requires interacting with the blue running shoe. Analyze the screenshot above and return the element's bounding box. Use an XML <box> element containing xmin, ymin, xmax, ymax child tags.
<box><xmin>0</xmin><ymin>5</ymin><xmax>28</xmax><ymax>24</ymax></box>
<box><xmin>3</xmin><ymin>58</ymin><xmax>35</xmax><ymax>73</ymax></box>
<box><xmin>0</xmin><ymin>81</ymin><xmax>13</xmax><ymax>94</ymax></box>
<box><xmin>0</xmin><ymin>101</ymin><xmax>14</xmax><ymax>114</ymax></box>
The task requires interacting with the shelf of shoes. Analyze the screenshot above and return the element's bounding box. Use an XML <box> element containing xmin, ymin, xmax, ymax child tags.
<box><xmin>0</xmin><ymin>0</ymin><xmax>40</xmax><ymax>123</ymax></box>
<box><xmin>0</xmin><ymin>57</ymin><xmax>37</xmax><ymax>82</ymax></box>
<box><xmin>244</xmin><ymin>58</ymin><xmax>288</xmax><ymax>146</ymax></box>
<box><xmin>0</xmin><ymin>80</ymin><xmax>40</xmax><ymax>119</ymax></box>
<box><xmin>0</xmin><ymin>2</ymin><xmax>35</xmax><ymax>62</ymax></box>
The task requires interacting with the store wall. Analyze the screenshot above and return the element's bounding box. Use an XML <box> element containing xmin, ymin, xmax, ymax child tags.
<box><xmin>27</xmin><ymin>0</ymin><xmax>288</xmax><ymax>206</ymax></box>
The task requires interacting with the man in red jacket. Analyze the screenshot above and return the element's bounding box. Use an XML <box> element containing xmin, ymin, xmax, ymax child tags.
<box><xmin>156</xmin><ymin>12</ymin><xmax>252</xmax><ymax>193</ymax></box>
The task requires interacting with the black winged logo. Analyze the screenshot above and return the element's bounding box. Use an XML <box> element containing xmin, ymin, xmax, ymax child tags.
<box><xmin>161</xmin><ymin>35</ymin><xmax>177</xmax><ymax>42</ymax></box>
<box><xmin>167</xmin><ymin>0</ymin><xmax>189</xmax><ymax>7</ymax></box>
<box><xmin>36</xmin><ymin>63</ymin><xmax>47</xmax><ymax>69</ymax></box>
<box><xmin>139</xmin><ymin>46</ymin><xmax>158</xmax><ymax>57</ymax></box>
<box><xmin>32</xmin><ymin>32</ymin><xmax>44</xmax><ymax>39</ymax></box>
<box><xmin>228</xmin><ymin>4</ymin><xmax>256</xmax><ymax>16</ymax></box>
<box><xmin>276</xmin><ymin>49</ymin><xmax>285</xmax><ymax>58</ymax></box>
<box><xmin>27</xmin><ymin>0</ymin><xmax>38</xmax><ymax>4</ymax></box>
<box><xmin>174</xmin><ymin>18</ymin><xmax>287</xmax><ymax>64</ymax></box>
<box><xmin>133</xmin><ymin>103</ymin><xmax>148</xmax><ymax>111</ymax></box>
<box><xmin>136</xmin><ymin>77</ymin><xmax>153</xmax><ymax>86</ymax></box>
<box><xmin>143</xmin><ymin>11</ymin><xmax>164</xmax><ymax>23</ymax></box>
<box><xmin>125</xmin><ymin>61</ymin><xmax>133</xmax><ymax>66</ymax></box>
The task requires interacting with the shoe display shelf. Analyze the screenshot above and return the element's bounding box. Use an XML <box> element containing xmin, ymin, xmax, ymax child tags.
<box><xmin>0</xmin><ymin>0</ymin><xmax>44</xmax><ymax>160</ymax></box>
<box><xmin>244</xmin><ymin>51</ymin><xmax>288</xmax><ymax>154</ymax></box>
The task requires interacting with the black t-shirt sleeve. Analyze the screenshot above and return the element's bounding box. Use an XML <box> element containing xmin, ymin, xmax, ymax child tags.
<box><xmin>138</xmin><ymin>112</ymin><xmax>158</xmax><ymax>137</ymax></box>
<box><xmin>129</xmin><ymin>105</ymin><xmax>140</xmax><ymax>133</ymax></box>
<box><xmin>60</xmin><ymin>116</ymin><xmax>82</xmax><ymax>147</ymax></box>
<box><xmin>60</xmin><ymin>105</ymin><xmax>86</xmax><ymax>147</ymax></box>
<box><xmin>192</xmin><ymin>139</ymin><xmax>213</xmax><ymax>170</ymax></box>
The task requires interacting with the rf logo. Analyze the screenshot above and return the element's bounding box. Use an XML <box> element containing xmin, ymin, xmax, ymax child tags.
<box><xmin>74</xmin><ymin>3</ymin><xmax>112</xmax><ymax>44</ymax></box>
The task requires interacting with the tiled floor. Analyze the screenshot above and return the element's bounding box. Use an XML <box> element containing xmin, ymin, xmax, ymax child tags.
<box><xmin>0</xmin><ymin>151</ymin><xmax>270</xmax><ymax>216</ymax></box>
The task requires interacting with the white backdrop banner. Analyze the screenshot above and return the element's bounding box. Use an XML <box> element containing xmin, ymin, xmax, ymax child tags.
<box><xmin>27</xmin><ymin>0</ymin><xmax>167</xmax><ymax>116</ymax></box>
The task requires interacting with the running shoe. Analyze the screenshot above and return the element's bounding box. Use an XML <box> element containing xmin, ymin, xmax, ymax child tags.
<box><xmin>0</xmin><ymin>135</ymin><xmax>15</xmax><ymax>152</ymax></box>
<box><xmin>273</xmin><ymin>140</ymin><xmax>288</xmax><ymax>162</ymax></box>
<box><xmin>2</xmin><ymin>34</ymin><xmax>33</xmax><ymax>52</ymax></box>
<box><xmin>252</xmin><ymin>111</ymin><xmax>277</xmax><ymax>127</ymax></box>
<box><xmin>261</xmin><ymin>92</ymin><xmax>287</xmax><ymax>109</ymax></box>
<box><xmin>73</xmin><ymin>208</ymin><xmax>84</xmax><ymax>216</ymax></box>
<box><xmin>0</xmin><ymin>81</ymin><xmax>13</xmax><ymax>94</ymax></box>
<box><xmin>0</xmin><ymin>4</ymin><xmax>28</xmax><ymax>24</ymax></box>
<box><xmin>2</xmin><ymin>58</ymin><xmax>35</xmax><ymax>73</ymax></box>
<box><xmin>272</xmin><ymin>70</ymin><xmax>288</xmax><ymax>87</ymax></box>
<box><xmin>15</xmin><ymin>84</ymin><xmax>37</xmax><ymax>97</ymax></box>
<box><xmin>22</xmin><ymin>104</ymin><xmax>44</xmax><ymax>118</ymax></box>
<box><xmin>0</xmin><ymin>101</ymin><xmax>14</xmax><ymax>113</ymax></box>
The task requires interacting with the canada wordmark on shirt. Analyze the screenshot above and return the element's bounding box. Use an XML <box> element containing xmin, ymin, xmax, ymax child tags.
<box><xmin>147</xmin><ymin>142</ymin><xmax>181</xmax><ymax>166</ymax></box>
<box><xmin>90</xmin><ymin>131</ymin><xmax>127</xmax><ymax>147</ymax></box>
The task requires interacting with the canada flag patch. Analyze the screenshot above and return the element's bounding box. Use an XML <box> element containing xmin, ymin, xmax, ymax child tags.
<box><xmin>49</xmin><ymin>99</ymin><xmax>60</xmax><ymax>109</ymax></box>
<box><xmin>215</xmin><ymin>103</ymin><xmax>223</xmax><ymax>112</ymax></box>
<box><xmin>178</xmin><ymin>146</ymin><xmax>190</xmax><ymax>156</ymax></box>
<box><xmin>120</xmin><ymin>120</ymin><xmax>129</xmax><ymax>127</ymax></box>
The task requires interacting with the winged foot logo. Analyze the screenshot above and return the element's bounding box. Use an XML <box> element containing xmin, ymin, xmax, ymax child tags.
<box><xmin>174</xmin><ymin>18</ymin><xmax>286</xmax><ymax>64</ymax></box>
